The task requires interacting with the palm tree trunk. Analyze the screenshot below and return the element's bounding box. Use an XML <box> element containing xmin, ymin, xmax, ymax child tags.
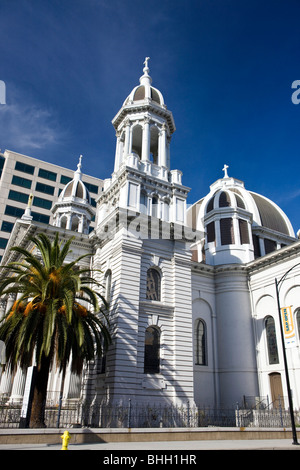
<box><xmin>29</xmin><ymin>353</ymin><xmax>51</xmax><ymax>428</ymax></box>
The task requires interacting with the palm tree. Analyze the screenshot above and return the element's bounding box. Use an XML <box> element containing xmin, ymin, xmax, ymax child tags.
<box><xmin>0</xmin><ymin>232</ymin><xmax>111</xmax><ymax>428</ymax></box>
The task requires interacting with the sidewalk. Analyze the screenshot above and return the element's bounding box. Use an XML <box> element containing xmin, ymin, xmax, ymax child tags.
<box><xmin>0</xmin><ymin>438</ymin><xmax>299</xmax><ymax>450</ymax></box>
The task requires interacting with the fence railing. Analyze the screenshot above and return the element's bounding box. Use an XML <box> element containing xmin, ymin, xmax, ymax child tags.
<box><xmin>0</xmin><ymin>397</ymin><xmax>299</xmax><ymax>429</ymax></box>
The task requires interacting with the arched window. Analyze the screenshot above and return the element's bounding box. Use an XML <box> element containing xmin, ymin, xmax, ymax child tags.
<box><xmin>60</xmin><ymin>215</ymin><xmax>67</xmax><ymax>230</ymax></box>
<box><xmin>71</xmin><ymin>216</ymin><xmax>79</xmax><ymax>232</ymax></box>
<box><xmin>131</xmin><ymin>124</ymin><xmax>143</xmax><ymax>159</ymax></box>
<box><xmin>150</xmin><ymin>126</ymin><xmax>159</xmax><ymax>165</ymax></box>
<box><xmin>219</xmin><ymin>192</ymin><xmax>231</xmax><ymax>208</ymax></box>
<box><xmin>144</xmin><ymin>326</ymin><xmax>160</xmax><ymax>374</ymax></box>
<box><xmin>152</xmin><ymin>196</ymin><xmax>159</xmax><ymax>218</ymax></box>
<box><xmin>146</xmin><ymin>268</ymin><xmax>161</xmax><ymax>301</ymax></box>
<box><xmin>265</xmin><ymin>316</ymin><xmax>279</xmax><ymax>364</ymax></box>
<box><xmin>195</xmin><ymin>319</ymin><xmax>207</xmax><ymax>365</ymax></box>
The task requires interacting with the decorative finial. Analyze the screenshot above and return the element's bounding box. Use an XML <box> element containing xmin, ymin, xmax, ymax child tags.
<box><xmin>28</xmin><ymin>193</ymin><xmax>33</xmax><ymax>208</ymax></box>
<box><xmin>22</xmin><ymin>193</ymin><xmax>33</xmax><ymax>220</ymax></box>
<box><xmin>222</xmin><ymin>164</ymin><xmax>229</xmax><ymax>178</ymax></box>
<box><xmin>143</xmin><ymin>57</ymin><xmax>150</xmax><ymax>70</ymax></box>
<box><xmin>140</xmin><ymin>57</ymin><xmax>152</xmax><ymax>85</ymax></box>
<box><xmin>74</xmin><ymin>155</ymin><xmax>83</xmax><ymax>180</ymax></box>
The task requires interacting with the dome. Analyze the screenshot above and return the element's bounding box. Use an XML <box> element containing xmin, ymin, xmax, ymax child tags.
<box><xmin>248</xmin><ymin>191</ymin><xmax>291</xmax><ymax>236</ymax></box>
<box><xmin>196</xmin><ymin>164</ymin><xmax>295</xmax><ymax>238</ymax></box>
<box><xmin>187</xmin><ymin>166</ymin><xmax>296</xmax><ymax>265</ymax></box>
<box><xmin>59</xmin><ymin>156</ymin><xmax>91</xmax><ymax>205</ymax></box>
<box><xmin>123</xmin><ymin>58</ymin><xmax>165</xmax><ymax>107</ymax></box>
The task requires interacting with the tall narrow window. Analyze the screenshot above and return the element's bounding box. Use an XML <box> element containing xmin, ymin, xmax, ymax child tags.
<box><xmin>239</xmin><ymin>219</ymin><xmax>250</xmax><ymax>244</ymax></box>
<box><xmin>206</xmin><ymin>221</ymin><xmax>215</xmax><ymax>243</ymax></box>
<box><xmin>140</xmin><ymin>191</ymin><xmax>148</xmax><ymax>214</ymax></box>
<box><xmin>144</xmin><ymin>326</ymin><xmax>160</xmax><ymax>374</ymax></box>
<box><xmin>195</xmin><ymin>319</ymin><xmax>207</xmax><ymax>365</ymax></box>
<box><xmin>220</xmin><ymin>218</ymin><xmax>235</xmax><ymax>245</ymax></box>
<box><xmin>152</xmin><ymin>196</ymin><xmax>159</xmax><ymax>218</ymax></box>
<box><xmin>146</xmin><ymin>268</ymin><xmax>161</xmax><ymax>301</ymax></box>
<box><xmin>265</xmin><ymin>316</ymin><xmax>279</xmax><ymax>364</ymax></box>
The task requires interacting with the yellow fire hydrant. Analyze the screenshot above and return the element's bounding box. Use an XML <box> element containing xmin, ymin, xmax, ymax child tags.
<box><xmin>61</xmin><ymin>430</ymin><xmax>70</xmax><ymax>450</ymax></box>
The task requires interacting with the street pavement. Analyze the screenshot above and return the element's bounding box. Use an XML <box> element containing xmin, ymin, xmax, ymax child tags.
<box><xmin>0</xmin><ymin>438</ymin><xmax>299</xmax><ymax>450</ymax></box>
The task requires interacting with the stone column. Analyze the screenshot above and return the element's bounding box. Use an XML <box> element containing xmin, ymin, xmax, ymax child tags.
<box><xmin>124</xmin><ymin>121</ymin><xmax>131</xmax><ymax>158</ymax></box>
<box><xmin>159</xmin><ymin>124</ymin><xmax>167</xmax><ymax>168</ymax></box>
<box><xmin>0</xmin><ymin>369</ymin><xmax>13</xmax><ymax>398</ymax></box>
<box><xmin>141</xmin><ymin>118</ymin><xmax>150</xmax><ymax>161</ymax></box>
<box><xmin>9</xmin><ymin>368</ymin><xmax>27</xmax><ymax>404</ymax></box>
<box><xmin>114</xmin><ymin>132</ymin><xmax>121</xmax><ymax>173</ymax></box>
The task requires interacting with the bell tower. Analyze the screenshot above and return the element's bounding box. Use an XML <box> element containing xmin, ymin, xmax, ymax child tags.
<box><xmin>97</xmin><ymin>58</ymin><xmax>190</xmax><ymax>227</ymax></box>
<box><xmin>91</xmin><ymin>60</ymin><xmax>196</xmax><ymax>407</ymax></box>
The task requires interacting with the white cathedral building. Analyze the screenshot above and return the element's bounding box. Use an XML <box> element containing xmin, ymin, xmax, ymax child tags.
<box><xmin>1</xmin><ymin>59</ymin><xmax>300</xmax><ymax>414</ymax></box>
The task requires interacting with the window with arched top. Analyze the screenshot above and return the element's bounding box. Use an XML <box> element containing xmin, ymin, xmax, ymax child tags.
<box><xmin>265</xmin><ymin>316</ymin><xmax>279</xmax><ymax>364</ymax></box>
<box><xmin>131</xmin><ymin>124</ymin><xmax>143</xmax><ymax>159</ymax></box>
<box><xmin>146</xmin><ymin>268</ymin><xmax>161</xmax><ymax>301</ymax></box>
<box><xmin>152</xmin><ymin>196</ymin><xmax>159</xmax><ymax>218</ymax></box>
<box><xmin>219</xmin><ymin>192</ymin><xmax>231</xmax><ymax>208</ymax></box>
<box><xmin>150</xmin><ymin>126</ymin><xmax>159</xmax><ymax>165</ymax></box>
<box><xmin>144</xmin><ymin>326</ymin><xmax>160</xmax><ymax>374</ymax></box>
<box><xmin>71</xmin><ymin>216</ymin><xmax>79</xmax><ymax>232</ymax></box>
<box><xmin>195</xmin><ymin>319</ymin><xmax>207</xmax><ymax>365</ymax></box>
<box><xmin>206</xmin><ymin>195</ymin><xmax>215</xmax><ymax>213</ymax></box>
<box><xmin>60</xmin><ymin>216</ymin><xmax>67</xmax><ymax>230</ymax></box>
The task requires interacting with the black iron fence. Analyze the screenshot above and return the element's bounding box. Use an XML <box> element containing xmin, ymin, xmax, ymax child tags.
<box><xmin>0</xmin><ymin>396</ymin><xmax>299</xmax><ymax>429</ymax></box>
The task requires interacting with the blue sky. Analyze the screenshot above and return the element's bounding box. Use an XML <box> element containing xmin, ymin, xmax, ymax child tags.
<box><xmin>1</xmin><ymin>0</ymin><xmax>300</xmax><ymax>231</ymax></box>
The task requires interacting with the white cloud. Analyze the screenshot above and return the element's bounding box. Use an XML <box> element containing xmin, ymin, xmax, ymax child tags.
<box><xmin>0</xmin><ymin>91</ymin><xmax>68</xmax><ymax>152</ymax></box>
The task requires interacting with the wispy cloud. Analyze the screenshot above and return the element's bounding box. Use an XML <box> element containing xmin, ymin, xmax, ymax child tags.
<box><xmin>276</xmin><ymin>187</ymin><xmax>300</xmax><ymax>204</ymax></box>
<box><xmin>0</xmin><ymin>87</ymin><xmax>68</xmax><ymax>153</ymax></box>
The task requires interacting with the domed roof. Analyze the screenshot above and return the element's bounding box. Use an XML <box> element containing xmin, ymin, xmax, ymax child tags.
<box><xmin>189</xmin><ymin>166</ymin><xmax>295</xmax><ymax>238</ymax></box>
<box><xmin>123</xmin><ymin>57</ymin><xmax>165</xmax><ymax>107</ymax></box>
<box><xmin>59</xmin><ymin>155</ymin><xmax>91</xmax><ymax>205</ymax></box>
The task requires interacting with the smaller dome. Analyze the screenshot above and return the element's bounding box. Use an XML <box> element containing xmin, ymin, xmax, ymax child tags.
<box><xmin>188</xmin><ymin>167</ymin><xmax>295</xmax><ymax>239</ymax></box>
<box><xmin>59</xmin><ymin>156</ymin><xmax>91</xmax><ymax>205</ymax></box>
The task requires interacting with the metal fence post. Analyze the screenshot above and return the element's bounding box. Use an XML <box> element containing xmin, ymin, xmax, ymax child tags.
<box><xmin>127</xmin><ymin>399</ymin><xmax>131</xmax><ymax>428</ymax></box>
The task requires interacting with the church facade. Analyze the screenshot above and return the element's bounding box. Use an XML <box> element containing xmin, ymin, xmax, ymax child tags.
<box><xmin>1</xmin><ymin>59</ymin><xmax>300</xmax><ymax>414</ymax></box>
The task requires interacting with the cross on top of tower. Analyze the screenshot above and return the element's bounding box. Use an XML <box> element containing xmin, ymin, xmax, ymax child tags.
<box><xmin>222</xmin><ymin>164</ymin><xmax>229</xmax><ymax>178</ymax></box>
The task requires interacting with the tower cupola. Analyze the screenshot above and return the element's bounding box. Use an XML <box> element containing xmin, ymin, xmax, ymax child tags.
<box><xmin>96</xmin><ymin>59</ymin><xmax>190</xmax><ymax>229</ymax></box>
<box><xmin>51</xmin><ymin>156</ymin><xmax>95</xmax><ymax>234</ymax></box>
<box><xmin>112</xmin><ymin>57</ymin><xmax>175</xmax><ymax>179</ymax></box>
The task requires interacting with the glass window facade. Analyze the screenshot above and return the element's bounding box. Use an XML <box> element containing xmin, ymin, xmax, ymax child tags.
<box><xmin>15</xmin><ymin>161</ymin><xmax>35</xmax><ymax>175</ymax></box>
<box><xmin>12</xmin><ymin>175</ymin><xmax>32</xmax><ymax>189</ymax></box>
<box><xmin>38</xmin><ymin>168</ymin><xmax>57</xmax><ymax>181</ymax></box>
<box><xmin>35</xmin><ymin>182</ymin><xmax>55</xmax><ymax>195</ymax></box>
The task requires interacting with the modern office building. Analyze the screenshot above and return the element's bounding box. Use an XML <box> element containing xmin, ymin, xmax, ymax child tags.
<box><xmin>0</xmin><ymin>150</ymin><xmax>103</xmax><ymax>260</ymax></box>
